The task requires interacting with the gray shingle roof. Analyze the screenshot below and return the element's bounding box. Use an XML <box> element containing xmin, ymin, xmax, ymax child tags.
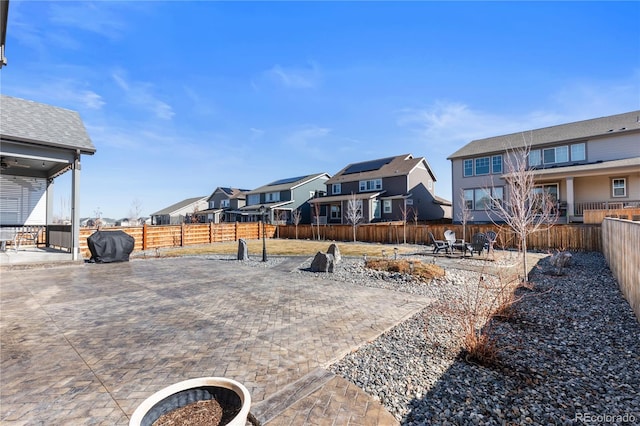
<box><xmin>245</xmin><ymin>173</ymin><xmax>330</xmax><ymax>195</ymax></box>
<box><xmin>448</xmin><ymin>110</ymin><xmax>640</xmax><ymax>159</ymax></box>
<box><xmin>326</xmin><ymin>154</ymin><xmax>436</xmax><ymax>184</ymax></box>
<box><xmin>151</xmin><ymin>196</ymin><xmax>207</xmax><ymax>216</ymax></box>
<box><xmin>1</xmin><ymin>95</ymin><xmax>96</xmax><ymax>154</ymax></box>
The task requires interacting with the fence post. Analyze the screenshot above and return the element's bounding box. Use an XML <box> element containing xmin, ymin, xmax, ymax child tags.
<box><xmin>142</xmin><ymin>223</ymin><xmax>147</xmax><ymax>250</ymax></box>
<box><xmin>181</xmin><ymin>223</ymin><xmax>185</xmax><ymax>247</ymax></box>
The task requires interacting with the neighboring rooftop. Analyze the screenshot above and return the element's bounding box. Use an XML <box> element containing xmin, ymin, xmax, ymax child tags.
<box><xmin>448</xmin><ymin>110</ymin><xmax>640</xmax><ymax>159</ymax></box>
<box><xmin>1</xmin><ymin>95</ymin><xmax>96</xmax><ymax>154</ymax></box>
<box><xmin>245</xmin><ymin>173</ymin><xmax>330</xmax><ymax>194</ymax></box>
<box><xmin>327</xmin><ymin>154</ymin><xmax>436</xmax><ymax>184</ymax></box>
<box><xmin>151</xmin><ymin>196</ymin><xmax>207</xmax><ymax>216</ymax></box>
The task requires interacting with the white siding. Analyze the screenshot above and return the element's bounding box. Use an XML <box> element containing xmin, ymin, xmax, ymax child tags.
<box><xmin>0</xmin><ymin>175</ymin><xmax>47</xmax><ymax>225</ymax></box>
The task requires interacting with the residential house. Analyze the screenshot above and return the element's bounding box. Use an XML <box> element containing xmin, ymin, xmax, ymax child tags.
<box><xmin>233</xmin><ymin>173</ymin><xmax>330</xmax><ymax>223</ymax></box>
<box><xmin>197</xmin><ymin>187</ymin><xmax>249</xmax><ymax>223</ymax></box>
<box><xmin>150</xmin><ymin>196</ymin><xmax>208</xmax><ymax>225</ymax></box>
<box><xmin>0</xmin><ymin>95</ymin><xmax>96</xmax><ymax>260</ymax></box>
<box><xmin>448</xmin><ymin>111</ymin><xmax>640</xmax><ymax>223</ymax></box>
<box><xmin>310</xmin><ymin>154</ymin><xmax>451</xmax><ymax>224</ymax></box>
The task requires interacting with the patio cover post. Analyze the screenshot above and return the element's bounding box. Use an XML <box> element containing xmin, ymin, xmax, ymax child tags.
<box><xmin>71</xmin><ymin>151</ymin><xmax>81</xmax><ymax>260</ymax></box>
<box><xmin>566</xmin><ymin>176</ymin><xmax>575</xmax><ymax>219</ymax></box>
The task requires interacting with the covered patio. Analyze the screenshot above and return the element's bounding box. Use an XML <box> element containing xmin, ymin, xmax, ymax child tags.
<box><xmin>0</xmin><ymin>95</ymin><xmax>95</xmax><ymax>262</ymax></box>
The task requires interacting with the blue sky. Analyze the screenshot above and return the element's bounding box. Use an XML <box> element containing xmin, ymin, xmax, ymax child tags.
<box><xmin>3</xmin><ymin>1</ymin><xmax>639</xmax><ymax>219</ymax></box>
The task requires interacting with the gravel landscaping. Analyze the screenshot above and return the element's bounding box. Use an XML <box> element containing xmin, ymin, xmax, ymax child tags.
<box><xmin>323</xmin><ymin>251</ymin><xmax>640</xmax><ymax>425</ymax></box>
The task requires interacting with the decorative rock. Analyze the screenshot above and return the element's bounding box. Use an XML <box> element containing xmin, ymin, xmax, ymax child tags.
<box><xmin>550</xmin><ymin>251</ymin><xmax>573</xmax><ymax>268</ymax></box>
<box><xmin>237</xmin><ymin>239</ymin><xmax>249</xmax><ymax>261</ymax></box>
<box><xmin>310</xmin><ymin>251</ymin><xmax>335</xmax><ymax>273</ymax></box>
<box><xmin>327</xmin><ymin>243</ymin><xmax>342</xmax><ymax>264</ymax></box>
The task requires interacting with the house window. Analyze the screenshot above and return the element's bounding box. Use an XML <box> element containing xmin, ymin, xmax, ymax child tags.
<box><xmin>247</xmin><ymin>194</ymin><xmax>260</xmax><ymax>205</ymax></box>
<box><xmin>474</xmin><ymin>188</ymin><xmax>492</xmax><ymax>210</ymax></box>
<box><xmin>463</xmin><ymin>159</ymin><xmax>473</xmax><ymax>177</ymax></box>
<box><xmin>474</xmin><ymin>157</ymin><xmax>490</xmax><ymax>175</ymax></box>
<box><xmin>332</xmin><ymin>183</ymin><xmax>341</xmax><ymax>194</ymax></box>
<box><xmin>543</xmin><ymin>146</ymin><xmax>568</xmax><ymax>164</ymax></box>
<box><xmin>492</xmin><ymin>187</ymin><xmax>504</xmax><ymax>209</ymax></box>
<box><xmin>266</xmin><ymin>192</ymin><xmax>280</xmax><ymax>202</ymax></box>
<box><xmin>359</xmin><ymin>179</ymin><xmax>382</xmax><ymax>192</ymax></box>
<box><xmin>492</xmin><ymin>155</ymin><xmax>502</xmax><ymax>174</ymax></box>
<box><xmin>464</xmin><ymin>187</ymin><xmax>503</xmax><ymax>211</ymax></box>
<box><xmin>532</xmin><ymin>184</ymin><xmax>559</xmax><ymax>213</ymax></box>
<box><xmin>330</xmin><ymin>204</ymin><xmax>341</xmax><ymax>219</ymax></box>
<box><xmin>529</xmin><ymin>149</ymin><xmax>542</xmax><ymax>167</ymax></box>
<box><xmin>221</xmin><ymin>199</ymin><xmax>230</xmax><ymax>208</ymax></box>
<box><xmin>463</xmin><ymin>189</ymin><xmax>474</xmax><ymax>210</ymax></box>
<box><xmin>571</xmin><ymin>143</ymin><xmax>586</xmax><ymax>161</ymax></box>
<box><xmin>612</xmin><ymin>178</ymin><xmax>626</xmax><ymax>197</ymax></box>
<box><xmin>383</xmin><ymin>200</ymin><xmax>392</xmax><ymax>214</ymax></box>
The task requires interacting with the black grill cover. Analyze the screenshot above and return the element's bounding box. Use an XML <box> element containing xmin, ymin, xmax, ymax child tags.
<box><xmin>87</xmin><ymin>230</ymin><xmax>135</xmax><ymax>263</ymax></box>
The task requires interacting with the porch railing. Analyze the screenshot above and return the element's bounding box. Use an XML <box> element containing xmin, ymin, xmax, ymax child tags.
<box><xmin>574</xmin><ymin>200</ymin><xmax>640</xmax><ymax>216</ymax></box>
<box><xmin>47</xmin><ymin>225</ymin><xmax>73</xmax><ymax>251</ymax></box>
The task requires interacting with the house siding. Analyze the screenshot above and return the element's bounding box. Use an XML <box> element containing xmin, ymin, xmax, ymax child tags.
<box><xmin>587</xmin><ymin>133</ymin><xmax>640</xmax><ymax>162</ymax></box>
<box><xmin>450</xmin><ymin>115</ymin><xmax>640</xmax><ymax>224</ymax></box>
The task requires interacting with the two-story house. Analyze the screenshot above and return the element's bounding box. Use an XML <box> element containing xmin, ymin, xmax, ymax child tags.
<box><xmin>234</xmin><ymin>173</ymin><xmax>330</xmax><ymax>223</ymax></box>
<box><xmin>309</xmin><ymin>154</ymin><xmax>450</xmax><ymax>224</ymax></box>
<box><xmin>198</xmin><ymin>187</ymin><xmax>248</xmax><ymax>223</ymax></box>
<box><xmin>448</xmin><ymin>111</ymin><xmax>640</xmax><ymax>223</ymax></box>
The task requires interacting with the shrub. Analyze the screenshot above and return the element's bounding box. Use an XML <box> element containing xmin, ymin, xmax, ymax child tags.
<box><xmin>365</xmin><ymin>259</ymin><xmax>445</xmax><ymax>281</ymax></box>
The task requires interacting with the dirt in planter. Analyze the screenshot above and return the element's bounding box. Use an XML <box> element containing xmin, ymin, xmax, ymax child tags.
<box><xmin>153</xmin><ymin>397</ymin><xmax>241</xmax><ymax>426</ymax></box>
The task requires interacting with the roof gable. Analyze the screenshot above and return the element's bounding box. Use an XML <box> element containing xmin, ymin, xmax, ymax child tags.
<box><xmin>449</xmin><ymin>110</ymin><xmax>640</xmax><ymax>159</ymax></box>
<box><xmin>1</xmin><ymin>95</ymin><xmax>96</xmax><ymax>154</ymax></box>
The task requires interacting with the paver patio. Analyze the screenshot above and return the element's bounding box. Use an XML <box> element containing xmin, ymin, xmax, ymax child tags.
<box><xmin>0</xmin><ymin>256</ymin><xmax>432</xmax><ymax>425</ymax></box>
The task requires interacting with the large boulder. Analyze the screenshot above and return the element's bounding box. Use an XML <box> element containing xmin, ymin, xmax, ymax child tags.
<box><xmin>310</xmin><ymin>251</ymin><xmax>335</xmax><ymax>273</ymax></box>
<box><xmin>327</xmin><ymin>243</ymin><xmax>341</xmax><ymax>264</ymax></box>
<box><xmin>237</xmin><ymin>239</ymin><xmax>249</xmax><ymax>261</ymax></box>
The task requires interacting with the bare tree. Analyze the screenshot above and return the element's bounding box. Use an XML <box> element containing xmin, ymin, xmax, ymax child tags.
<box><xmin>93</xmin><ymin>206</ymin><xmax>103</xmax><ymax>229</ymax></box>
<box><xmin>189</xmin><ymin>205</ymin><xmax>201</xmax><ymax>223</ymax></box>
<box><xmin>399</xmin><ymin>200</ymin><xmax>410</xmax><ymax>244</ymax></box>
<box><xmin>273</xmin><ymin>209</ymin><xmax>286</xmax><ymax>238</ymax></box>
<box><xmin>128</xmin><ymin>198</ymin><xmax>143</xmax><ymax>226</ymax></box>
<box><xmin>312</xmin><ymin>201</ymin><xmax>321</xmax><ymax>240</ymax></box>
<box><xmin>346</xmin><ymin>193</ymin><xmax>363</xmax><ymax>242</ymax></box>
<box><xmin>411</xmin><ymin>207</ymin><xmax>419</xmax><ymax>244</ymax></box>
<box><xmin>487</xmin><ymin>140</ymin><xmax>558</xmax><ymax>282</ymax></box>
<box><xmin>457</xmin><ymin>189</ymin><xmax>474</xmax><ymax>244</ymax></box>
<box><xmin>291</xmin><ymin>208</ymin><xmax>302</xmax><ymax>239</ymax></box>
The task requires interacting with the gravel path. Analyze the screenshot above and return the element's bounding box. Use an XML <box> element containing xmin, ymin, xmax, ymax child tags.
<box><xmin>323</xmin><ymin>252</ymin><xmax>640</xmax><ymax>425</ymax></box>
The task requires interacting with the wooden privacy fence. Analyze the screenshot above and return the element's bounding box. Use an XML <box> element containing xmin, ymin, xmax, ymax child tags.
<box><xmin>78</xmin><ymin>222</ymin><xmax>602</xmax><ymax>257</ymax></box>
<box><xmin>278</xmin><ymin>223</ymin><xmax>602</xmax><ymax>252</ymax></box>
<box><xmin>583</xmin><ymin>208</ymin><xmax>640</xmax><ymax>224</ymax></box>
<box><xmin>601</xmin><ymin>218</ymin><xmax>640</xmax><ymax>322</ymax></box>
<box><xmin>79</xmin><ymin>223</ymin><xmax>275</xmax><ymax>258</ymax></box>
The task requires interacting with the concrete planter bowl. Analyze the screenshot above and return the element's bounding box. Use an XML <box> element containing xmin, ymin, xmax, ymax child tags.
<box><xmin>129</xmin><ymin>377</ymin><xmax>251</xmax><ymax>426</ymax></box>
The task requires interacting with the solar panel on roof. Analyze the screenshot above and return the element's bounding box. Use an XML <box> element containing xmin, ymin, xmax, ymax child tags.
<box><xmin>268</xmin><ymin>175</ymin><xmax>307</xmax><ymax>186</ymax></box>
<box><xmin>343</xmin><ymin>157</ymin><xmax>394</xmax><ymax>175</ymax></box>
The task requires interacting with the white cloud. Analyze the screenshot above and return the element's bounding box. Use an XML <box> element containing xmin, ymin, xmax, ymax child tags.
<box><xmin>7</xmin><ymin>78</ymin><xmax>105</xmax><ymax>111</ymax></box>
<box><xmin>48</xmin><ymin>2</ymin><xmax>128</xmax><ymax>40</ymax></box>
<box><xmin>266</xmin><ymin>61</ymin><xmax>322</xmax><ymax>89</ymax></box>
<box><xmin>112</xmin><ymin>70</ymin><xmax>175</xmax><ymax>120</ymax></box>
<box><xmin>285</xmin><ymin>125</ymin><xmax>331</xmax><ymax>146</ymax></box>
